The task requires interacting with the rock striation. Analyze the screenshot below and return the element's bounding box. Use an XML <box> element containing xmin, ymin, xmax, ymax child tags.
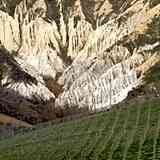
<box><xmin>0</xmin><ymin>0</ymin><xmax>160</xmax><ymax>123</ymax></box>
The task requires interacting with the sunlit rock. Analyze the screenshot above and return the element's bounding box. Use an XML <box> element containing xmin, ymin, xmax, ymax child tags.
<box><xmin>0</xmin><ymin>0</ymin><xmax>160</xmax><ymax>122</ymax></box>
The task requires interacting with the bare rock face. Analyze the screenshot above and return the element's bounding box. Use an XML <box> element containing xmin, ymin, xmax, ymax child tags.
<box><xmin>0</xmin><ymin>11</ymin><xmax>20</xmax><ymax>51</ymax></box>
<box><xmin>0</xmin><ymin>0</ymin><xmax>160</xmax><ymax>123</ymax></box>
<box><xmin>0</xmin><ymin>46</ymin><xmax>56</xmax><ymax>123</ymax></box>
<box><xmin>18</xmin><ymin>18</ymin><xmax>65</xmax><ymax>79</ymax></box>
<box><xmin>55</xmin><ymin>0</ymin><xmax>160</xmax><ymax>111</ymax></box>
<box><xmin>0</xmin><ymin>46</ymin><xmax>55</xmax><ymax>102</ymax></box>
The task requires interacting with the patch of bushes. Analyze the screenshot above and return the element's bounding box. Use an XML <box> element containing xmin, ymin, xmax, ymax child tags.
<box><xmin>144</xmin><ymin>0</ymin><xmax>160</xmax><ymax>8</ymax></box>
<box><xmin>144</xmin><ymin>62</ymin><xmax>160</xmax><ymax>84</ymax></box>
<box><xmin>146</xmin><ymin>16</ymin><xmax>160</xmax><ymax>41</ymax></box>
<box><xmin>149</xmin><ymin>0</ymin><xmax>160</xmax><ymax>8</ymax></box>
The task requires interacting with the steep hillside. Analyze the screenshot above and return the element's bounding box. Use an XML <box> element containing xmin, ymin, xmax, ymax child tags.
<box><xmin>0</xmin><ymin>99</ymin><xmax>160</xmax><ymax>160</ymax></box>
<box><xmin>0</xmin><ymin>0</ymin><xmax>159</xmax><ymax>123</ymax></box>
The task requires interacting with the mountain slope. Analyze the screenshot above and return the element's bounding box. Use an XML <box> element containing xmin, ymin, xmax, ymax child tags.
<box><xmin>0</xmin><ymin>99</ymin><xmax>160</xmax><ymax>160</ymax></box>
<box><xmin>0</xmin><ymin>0</ymin><xmax>159</xmax><ymax>123</ymax></box>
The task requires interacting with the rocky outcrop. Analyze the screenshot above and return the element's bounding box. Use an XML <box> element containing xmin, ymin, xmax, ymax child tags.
<box><xmin>0</xmin><ymin>46</ymin><xmax>57</xmax><ymax>123</ymax></box>
<box><xmin>0</xmin><ymin>46</ymin><xmax>55</xmax><ymax>102</ymax></box>
<box><xmin>0</xmin><ymin>11</ymin><xmax>20</xmax><ymax>51</ymax></box>
<box><xmin>0</xmin><ymin>0</ymin><xmax>159</xmax><ymax>123</ymax></box>
<box><xmin>55</xmin><ymin>0</ymin><xmax>160</xmax><ymax>110</ymax></box>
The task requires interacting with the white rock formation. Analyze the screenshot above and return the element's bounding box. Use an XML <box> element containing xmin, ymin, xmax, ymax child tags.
<box><xmin>0</xmin><ymin>47</ymin><xmax>55</xmax><ymax>103</ymax></box>
<box><xmin>0</xmin><ymin>0</ymin><xmax>159</xmax><ymax>120</ymax></box>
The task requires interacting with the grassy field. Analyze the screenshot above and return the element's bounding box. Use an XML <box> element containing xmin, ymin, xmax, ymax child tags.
<box><xmin>0</xmin><ymin>99</ymin><xmax>160</xmax><ymax>160</ymax></box>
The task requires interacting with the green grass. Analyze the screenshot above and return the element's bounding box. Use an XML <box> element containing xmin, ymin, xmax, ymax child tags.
<box><xmin>0</xmin><ymin>99</ymin><xmax>160</xmax><ymax>160</ymax></box>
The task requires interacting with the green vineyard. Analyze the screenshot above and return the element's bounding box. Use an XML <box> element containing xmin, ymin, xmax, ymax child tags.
<box><xmin>0</xmin><ymin>99</ymin><xmax>160</xmax><ymax>160</ymax></box>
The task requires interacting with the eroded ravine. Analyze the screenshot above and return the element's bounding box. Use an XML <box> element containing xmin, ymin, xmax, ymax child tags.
<box><xmin>0</xmin><ymin>0</ymin><xmax>160</xmax><ymax>125</ymax></box>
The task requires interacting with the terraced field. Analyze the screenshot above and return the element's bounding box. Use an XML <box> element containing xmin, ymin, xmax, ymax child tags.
<box><xmin>0</xmin><ymin>99</ymin><xmax>160</xmax><ymax>160</ymax></box>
